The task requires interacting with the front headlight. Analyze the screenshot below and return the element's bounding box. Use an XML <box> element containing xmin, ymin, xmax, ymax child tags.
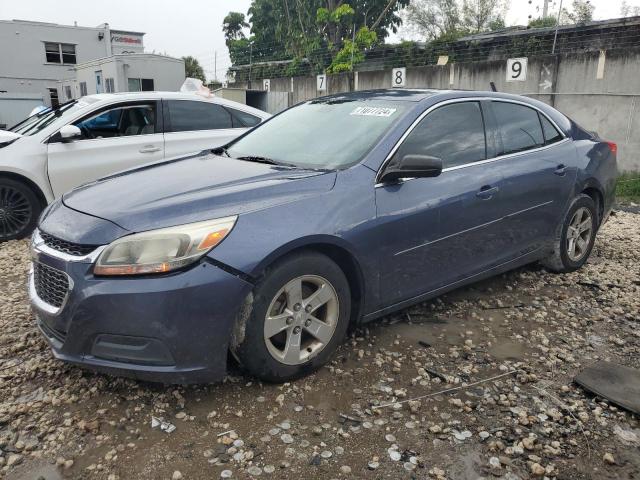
<box><xmin>94</xmin><ymin>216</ymin><xmax>237</xmax><ymax>276</ymax></box>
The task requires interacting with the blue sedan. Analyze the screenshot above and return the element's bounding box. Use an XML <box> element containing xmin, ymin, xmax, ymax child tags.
<box><xmin>30</xmin><ymin>89</ymin><xmax>618</xmax><ymax>383</ymax></box>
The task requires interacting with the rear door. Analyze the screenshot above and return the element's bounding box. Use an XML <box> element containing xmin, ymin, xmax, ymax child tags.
<box><xmin>163</xmin><ymin>100</ymin><xmax>261</xmax><ymax>157</ymax></box>
<box><xmin>375</xmin><ymin>100</ymin><xmax>511</xmax><ymax>307</ymax></box>
<box><xmin>47</xmin><ymin>101</ymin><xmax>163</xmax><ymax>197</ymax></box>
<box><xmin>488</xmin><ymin>101</ymin><xmax>577</xmax><ymax>257</ymax></box>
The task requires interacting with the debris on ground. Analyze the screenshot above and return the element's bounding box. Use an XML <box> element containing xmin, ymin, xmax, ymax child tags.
<box><xmin>575</xmin><ymin>360</ymin><xmax>640</xmax><ymax>415</ymax></box>
<box><xmin>1</xmin><ymin>211</ymin><xmax>639</xmax><ymax>479</ymax></box>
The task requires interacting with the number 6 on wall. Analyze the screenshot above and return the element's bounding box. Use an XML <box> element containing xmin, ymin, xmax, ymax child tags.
<box><xmin>506</xmin><ymin>58</ymin><xmax>528</xmax><ymax>82</ymax></box>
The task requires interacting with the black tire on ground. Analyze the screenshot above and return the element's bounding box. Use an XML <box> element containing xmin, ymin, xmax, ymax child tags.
<box><xmin>232</xmin><ymin>251</ymin><xmax>351</xmax><ymax>383</ymax></box>
<box><xmin>541</xmin><ymin>193</ymin><xmax>599</xmax><ymax>273</ymax></box>
<box><xmin>0</xmin><ymin>178</ymin><xmax>42</xmax><ymax>241</ymax></box>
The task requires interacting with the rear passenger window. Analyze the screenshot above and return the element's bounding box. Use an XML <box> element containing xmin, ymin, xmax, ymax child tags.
<box><xmin>166</xmin><ymin>100</ymin><xmax>233</xmax><ymax>132</ymax></box>
<box><xmin>493</xmin><ymin>102</ymin><xmax>544</xmax><ymax>155</ymax></box>
<box><xmin>394</xmin><ymin>102</ymin><xmax>487</xmax><ymax>169</ymax></box>
<box><xmin>539</xmin><ymin>114</ymin><xmax>563</xmax><ymax>145</ymax></box>
<box><xmin>226</xmin><ymin>108</ymin><xmax>262</xmax><ymax>128</ymax></box>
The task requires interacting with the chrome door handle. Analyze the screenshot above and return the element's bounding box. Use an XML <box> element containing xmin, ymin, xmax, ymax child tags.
<box><xmin>554</xmin><ymin>164</ymin><xmax>567</xmax><ymax>176</ymax></box>
<box><xmin>477</xmin><ymin>185</ymin><xmax>499</xmax><ymax>200</ymax></box>
<box><xmin>139</xmin><ymin>146</ymin><xmax>161</xmax><ymax>153</ymax></box>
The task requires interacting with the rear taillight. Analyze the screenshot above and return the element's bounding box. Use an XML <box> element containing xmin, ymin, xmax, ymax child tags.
<box><xmin>605</xmin><ymin>141</ymin><xmax>617</xmax><ymax>155</ymax></box>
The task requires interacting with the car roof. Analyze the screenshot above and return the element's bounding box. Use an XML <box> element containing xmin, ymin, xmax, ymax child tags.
<box><xmin>80</xmin><ymin>91</ymin><xmax>270</xmax><ymax>118</ymax></box>
<box><xmin>314</xmin><ymin>88</ymin><xmax>556</xmax><ymax>104</ymax></box>
<box><xmin>314</xmin><ymin>89</ymin><xmax>446</xmax><ymax>103</ymax></box>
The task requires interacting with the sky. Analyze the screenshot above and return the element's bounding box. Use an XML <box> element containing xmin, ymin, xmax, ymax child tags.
<box><xmin>0</xmin><ymin>0</ymin><xmax>637</xmax><ymax>81</ymax></box>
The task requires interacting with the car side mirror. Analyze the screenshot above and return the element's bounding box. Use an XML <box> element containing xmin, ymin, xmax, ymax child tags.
<box><xmin>380</xmin><ymin>154</ymin><xmax>443</xmax><ymax>183</ymax></box>
<box><xmin>59</xmin><ymin>124</ymin><xmax>82</xmax><ymax>142</ymax></box>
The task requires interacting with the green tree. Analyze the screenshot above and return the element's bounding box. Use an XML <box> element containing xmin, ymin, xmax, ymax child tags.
<box><xmin>402</xmin><ymin>0</ymin><xmax>507</xmax><ymax>40</ymax></box>
<box><xmin>228</xmin><ymin>0</ymin><xmax>410</xmax><ymax>73</ymax></box>
<box><xmin>401</xmin><ymin>0</ymin><xmax>462</xmax><ymax>40</ymax></box>
<box><xmin>182</xmin><ymin>56</ymin><xmax>206</xmax><ymax>82</ymax></box>
<box><xmin>528</xmin><ymin>16</ymin><xmax>557</xmax><ymax>28</ymax></box>
<box><xmin>621</xmin><ymin>1</ymin><xmax>640</xmax><ymax>17</ymax></box>
<box><xmin>462</xmin><ymin>0</ymin><xmax>507</xmax><ymax>34</ymax></box>
<box><xmin>223</xmin><ymin>12</ymin><xmax>249</xmax><ymax>43</ymax></box>
<box><xmin>560</xmin><ymin>0</ymin><xmax>595</xmax><ymax>25</ymax></box>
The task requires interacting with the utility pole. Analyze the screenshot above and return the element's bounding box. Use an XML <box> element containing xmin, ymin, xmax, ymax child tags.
<box><xmin>552</xmin><ymin>0</ymin><xmax>563</xmax><ymax>54</ymax></box>
<box><xmin>543</xmin><ymin>0</ymin><xmax>549</xmax><ymax>18</ymax></box>
<box><xmin>248</xmin><ymin>42</ymin><xmax>253</xmax><ymax>90</ymax></box>
<box><xmin>214</xmin><ymin>51</ymin><xmax>217</xmax><ymax>84</ymax></box>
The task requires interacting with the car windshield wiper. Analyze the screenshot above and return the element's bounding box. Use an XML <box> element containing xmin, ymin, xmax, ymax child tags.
<box><xmin>236</xmin><ymin>156</ymin><xmax>297</xmax><ymax>168</ymax></box>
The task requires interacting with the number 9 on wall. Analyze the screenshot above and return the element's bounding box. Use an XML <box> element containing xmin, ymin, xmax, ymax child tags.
<box><xmin>506</xmin><ymin>58</ymin><xmax>527</xmax><ymax>82</ymax></box>
<box><xmin>392</xmin><ymin>67</ymin><xmax>406</xmax><ymax>88</ymax></box>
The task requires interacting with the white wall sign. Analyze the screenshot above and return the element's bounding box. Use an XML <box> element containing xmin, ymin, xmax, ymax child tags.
<box><xmin>263</xmin><ymin>79</ymin><xmax>271</xmax><ymax>92</ymax></box>
<box><xmin>506</xmin><ymin>58</ymin><xmax>528</xmax><ymax>82</ymax></box>
<box><xmin>317</xmin><ymin>74</ymin><xmax>327</xmax><ymax>92</ymax></box>
<box><xmin>392</xmin><ymin>67</ymin><xmax>406</xmax><ymax>88</ymax></box>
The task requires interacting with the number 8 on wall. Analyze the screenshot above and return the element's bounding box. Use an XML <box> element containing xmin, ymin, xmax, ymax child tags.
<box><xmin>392</xmin><ymin>67</ymin><xmax>406</xmax><ymax>88</ymax></box>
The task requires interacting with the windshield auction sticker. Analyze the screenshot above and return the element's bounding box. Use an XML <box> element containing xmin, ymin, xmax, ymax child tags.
<box><xmin>350</xmin><ymin>106</ymin><xmax>397</xmax><ymax>117</ymax></box>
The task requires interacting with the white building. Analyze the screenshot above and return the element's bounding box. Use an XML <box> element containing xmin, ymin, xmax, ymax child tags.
<box><xmin>0</xmin><ymin>19</ymin><xmax>185</xmax><ymax>127</ymax></box>
<box><xmin>60</xmin><ymin>54</ymin><xmax>186</xmax><ymax>102</ymax></box>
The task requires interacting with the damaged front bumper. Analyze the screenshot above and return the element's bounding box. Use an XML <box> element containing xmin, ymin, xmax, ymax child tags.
<box><xmin>29</xmin><ymin>230</ymin><xmax>253</xmax><ymax>384</ymax></box>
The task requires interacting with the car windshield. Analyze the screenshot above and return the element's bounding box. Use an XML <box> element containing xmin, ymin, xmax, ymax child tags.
<box><xmin>226</xmin><ymin>99</ymin><xmax>409</xmax><ymax>170</ymax></box>
<box><xmin>9</xmin><ymin>99</ymin><xmax>97</xmax><ymax>136</ymax></box>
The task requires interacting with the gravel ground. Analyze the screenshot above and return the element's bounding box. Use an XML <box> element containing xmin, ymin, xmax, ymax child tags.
<box><xmin>1</xmin><ymin>211</ymin><xmax>639</xmax><ymax>480</ymax></box>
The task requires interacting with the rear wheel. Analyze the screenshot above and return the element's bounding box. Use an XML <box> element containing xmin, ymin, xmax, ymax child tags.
<box><xmin>0</xmin><ymin>178</ymin><xmax>41</xmax><ymax>241</ymax></box>
<box><xmin>541</xmin><ymin>194</ymin><xmax>598</xmax><ymax>273</ymax></box>
<box><xmin>232</xmin><ymin>252</ymin><xmax>351</xmax><ymax>383</ymax></box>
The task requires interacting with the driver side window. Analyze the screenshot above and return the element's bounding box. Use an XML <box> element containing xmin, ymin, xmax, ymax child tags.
<box><xmin>74</xmin><ymin>103</ymin><xmax>157</xmax><ymax>139</ymax></box>
<box><xmin>394</xmin><ymin>101</ymin><xmax>487</xmax><ymax>169</ymax></box>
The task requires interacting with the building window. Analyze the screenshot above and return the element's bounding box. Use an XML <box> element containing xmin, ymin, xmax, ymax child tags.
<box><xmin>48</xmin><ymin>88</ymin><xmax>60</xmax><ymax>109</ymax></box>
<box><xmin>127</xmin><ymin>78</ymin><xmax>155</xmax><ymax>92</ymax></box>
<box><xmin>105</xmin><ymin>78</ymin><xmax>115</xmax><ymax>93</ymax></box>
<box><xmin>64</xmin><ymin>85</ymin><xmax>72</xmax><ymax>100</ymax></box>
<box><xmin>44</xmin><ymin>42</ymin><xmax>77</xmax><ymax>64</ymax></box>
<box><xmin>80</xmin><ymin>82</ymin><xmax>87</xmax><ymax>96</ymax></box>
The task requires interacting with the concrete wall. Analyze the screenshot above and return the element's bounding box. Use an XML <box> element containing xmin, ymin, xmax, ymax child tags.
<box><xmin>245</xmin><ymin>47</ymin><xmax>640</xmax><ymax>171</ymax></box>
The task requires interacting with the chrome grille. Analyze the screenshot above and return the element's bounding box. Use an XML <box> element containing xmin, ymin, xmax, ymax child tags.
<box><xmin>33</xmin><ymin>262</ymin><xmax>69</xmax><ymax>309</ymax></box>
<box><xmin>40</xmin><ymin>231</ymin><xmax>97</xmax><ymax>257</ymax></box>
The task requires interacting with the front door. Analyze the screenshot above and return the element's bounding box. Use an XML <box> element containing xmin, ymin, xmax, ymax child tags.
<box><xmin>47</xmin><ymin>101</ymin><xmax>164</xmax><ymax>197</ymax></box>
<box><xmin>375</xmin><ymin>100</ymin><xmax>509</xmax><ymax>308</ymax></box>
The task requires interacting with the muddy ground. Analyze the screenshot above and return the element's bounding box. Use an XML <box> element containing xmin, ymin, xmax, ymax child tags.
<box><xmin>1</xmin><ymin>211</ymin><xmax>639</xmax><ymax>480</ymax></box>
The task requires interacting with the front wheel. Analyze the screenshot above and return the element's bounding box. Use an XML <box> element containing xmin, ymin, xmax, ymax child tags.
<box><xmin>0</xmin><ymin>178</ymin><xmax>41</xmax><ymax>241</ymax></box>
<box><xmin>541</xmin><ymin>194</ymin><xmax>598</xmax><ymax>273</ymax></box>
<box><xmin>232</xmin><ymin>252</ymin><xmax>351</xmax><ymax>383</ymax></box>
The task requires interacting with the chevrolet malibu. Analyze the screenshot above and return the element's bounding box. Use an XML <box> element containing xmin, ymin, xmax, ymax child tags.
<box><xmin>29</xmin><ymin>89</ymin><xmax>617</xmax><ymax>383</ymax></box>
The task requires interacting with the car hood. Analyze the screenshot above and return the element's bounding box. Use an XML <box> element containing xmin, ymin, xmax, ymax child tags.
<box><xmin>0</xmin><ymin>130</ymin><xmax>22</xmax><ymax>145</ymax></box>
<box><xmin>63</xmin><ymin>152</ymin><xmax>336</xmax><ymax>233</ymax></box>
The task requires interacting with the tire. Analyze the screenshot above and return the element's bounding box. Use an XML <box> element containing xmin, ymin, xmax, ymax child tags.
<box><xmin>541</xmin><ymin>194</ymin><xmax>599</xmax><ymax>273</ymax></box>
<box><xmin>232</xmin><ymin>252</ymin><xmax>351</xmax><ymax>383</ymax></box>
<box><xmin>0</xmin><ymin>178</ymin><xmax>42</xmax><ymax>241</ymax></box>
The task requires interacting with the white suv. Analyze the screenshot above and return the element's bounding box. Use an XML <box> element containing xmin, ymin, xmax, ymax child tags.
<box><xmin>0</xmin><ymin>92</ymin><xmax>270</xmax><ymax>240</ymax></box>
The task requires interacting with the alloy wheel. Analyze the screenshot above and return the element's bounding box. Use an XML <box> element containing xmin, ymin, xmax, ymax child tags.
<box><xmin>566</xmin><ymin>207</ymin><xmax>593</xmax><ymax>262</ymax></box>
<box><xmin>0</xmin><ymin>185</ymin><xmax>32</xmax><ymax>239</ymax></box>
<box><xmin>263</xmin><ymin>275</ymin><xmax>339</xmax><ymax>366</ymax></box>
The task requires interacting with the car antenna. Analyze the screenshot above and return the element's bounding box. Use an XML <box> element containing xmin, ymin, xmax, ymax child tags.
<box><xmin>489</xmin><ymin>82</ymin><xmax>498</xmax><ymax>92</ymax></box>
